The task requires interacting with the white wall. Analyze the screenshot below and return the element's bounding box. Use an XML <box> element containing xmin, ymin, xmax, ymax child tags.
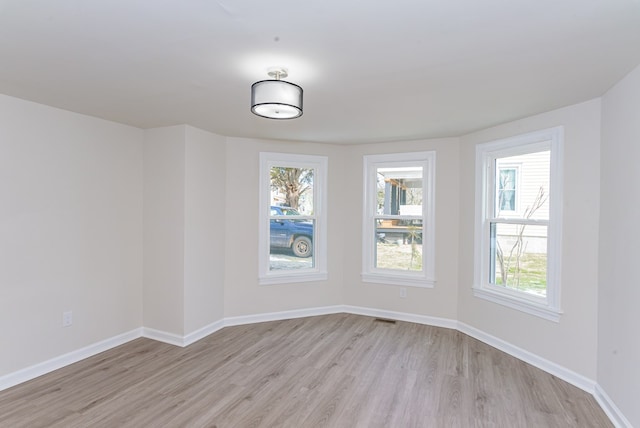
<box><xmin>184</xmin><ymin>126</ymin><xmax>225</xmax><ymax>333</ymax></box>
<box><xmin>2</xmin><ymin>76</ymin><xmax>638</xmax><ymax>425</ymax></box>
<box><xmin>341</xmin><ymin>139</ymin><xmax>461</xmax><ymax>320</ymax></box>
<box><xmin>143</xmin><ymin>125</ymin><xmax>226</xmax><ymax>336</ymax></box>
<box><xmin>598</xmin><ymin>64</ymin><xmax>640</xmax><ymax>427</ymax></box>
<box><xmin>223</xmin><ymin>138</ymin><xmax>344</xmax><ymax>317</ymax></box>
<box><xmin>143</xmin><ymin>126</ymin><xmax>186</xmax><ymax>335</ymax></box>
<box><xmin>458</xmin><ymin>99</ymin><xmax>602</xmax><ymax>380</ymax></box>
<box><xmin>0</xmin><ymin>94</ymin><xmax>143</xmax><ymax>376</ymax></box>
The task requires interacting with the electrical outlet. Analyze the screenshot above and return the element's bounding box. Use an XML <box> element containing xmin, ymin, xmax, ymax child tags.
<box><xmin>62</xmin><ymin>311</ymin><xmax>73</xmax><ymax>327</ymax></box>
<box><xmin>399</xmin><ymin>288</ymin><xmax>407</xmax><ymax>298</ymax></box>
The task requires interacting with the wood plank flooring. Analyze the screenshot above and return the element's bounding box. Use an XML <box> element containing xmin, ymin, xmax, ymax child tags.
<box><xmin>0</xmin><ymin>314</ymin><xmax>612</xmax><ymax>427</ymax></box>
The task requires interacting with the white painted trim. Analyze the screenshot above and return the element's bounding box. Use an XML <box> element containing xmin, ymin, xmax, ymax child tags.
<box><xmin>259</xmin><ymin>272</ymin><xmax>328</xmax><ymax>285</ymax></box>
<box><xmin>362</xmin><ymin>151</ymin><xmax>436</xmax><ymax>286</ymax></box>
<box><xmin>258</xmin><ymin>152</ymin><xmax>329</xmax><ymax>286</ymax></box>
<box><xmin>343</xmin><ymin>305</ymin><xmax>458</xmax><ymax>329</ymax></box>
<box><xmin>0</xmin><ymin>328</ymin><xmax>142</xmax><ymax>392</ymax></box>
<box><xmin>141</xmin><ymin>327</ymin><xmax>185</xmax><ymax>347</ymax></box>
<box><xmin>473</xmin><ymin>126</ymin><xmax>564</xmax><ymax>320</ymax></box>
<box><xmin>224</xmin><ymin>305</ymin><xmax>343</xmax><ymax>327</ymax></box>
<box><xmin>457</xmin><ymin>321</ymin><xmax>595</xmax><ymax>393</ymax></box>
<box><xmin>471</xmin><ymin>287</ymin><xmax>561</xmax><ymax>322</ymax></box>
<box><xmin>183</xmin><ymin>319</ymin><xmax>225</xmax><ymax>347</ymax></box>
<box><xmin>141</xmin><ymin>319</ymin><xmax>226</xmax><ymax>347</ymax></box>
<box><xmin>223</xmin><ymin>305</ymin><xmax>458</xmax><ymax>330</ymax></box>
<box><xmin>594</xmin><ymin>384</ymin><xmax>633</xmax><ymax>428</ymax></box>
<box><xmin>361</xmin><ymin>272</ymin><xmax>435</xmax><ymax>288</ymax></box>
<box><xmin>221</xmin><ymin>306</ymin><xmax>597</xmax><ymax>403</ymax></box>
<box><xmin>0</xmin><ymin>307</ymin><xmax>629</xmax><ymax>427</ymax></box>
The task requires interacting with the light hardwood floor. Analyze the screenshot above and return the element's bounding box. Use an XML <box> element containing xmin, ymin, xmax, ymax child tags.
<box><xmin>0</xmin><ymin>314</ymin><xmax>612</xmax><ymax>427</ymax></box>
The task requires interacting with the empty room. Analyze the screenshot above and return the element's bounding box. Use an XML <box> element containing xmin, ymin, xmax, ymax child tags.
<box><xmin>1</xmin><ymin>1</ymin><xmax>639</xmax><ymax>427</ymax></box>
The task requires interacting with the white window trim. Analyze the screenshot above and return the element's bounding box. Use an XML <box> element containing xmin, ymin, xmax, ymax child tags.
<box><xmin>473</xmin><ymin>127</ymin><xmax>563</xmax><ymax>322</ymax></box>
<box><xmin>259</xmin><ymin>152</ymin><xmax>328</xmax><ymax>285</ymax></box>
<box><xmin>362</xmin><ymin>151</ymin><xmax>436</xmax><ymax>288</ymax></box>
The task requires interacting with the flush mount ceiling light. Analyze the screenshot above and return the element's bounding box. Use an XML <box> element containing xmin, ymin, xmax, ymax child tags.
<box><xmin>251</xmin><ymin>68</ymin><xmax>303</xmax><ymax>119</ymax></box>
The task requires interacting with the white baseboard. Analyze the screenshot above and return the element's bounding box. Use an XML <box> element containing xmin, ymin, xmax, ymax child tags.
<box><xmin>142</xmin><ymin>319</ymin><xmax>226</xmax><ymax>347</ymax></box>
<box><xmin>183</xmin><ymin>319</ymin><xmax>225</xmax><ymax>346</ymax></box>
<box><xmin>457</xmin><ymin>322</ymin><xmax>596</xmax><ymax>393</ymax></box>
<box><xmin>0</xmin><ymin>306</ymin><xmax>631</xmax><ymax>427</ymax></box>
<box><xmin>0</xmin><ymin>319</ymin><xmax>229</xmax><ymax>391</ymax></box>
<box><xmin>594</xmin><ymin>384</ymin><xmax>632</xmax><ymax>428</ymax></box>
<box><xmin>0</xmin><ymin>328</ymin><xmax>142</xmax><ymax>392</ymax></box>
<box><xmin>222</xmin><ymin>305</ymin><xmax>459</xmax><ymax>330</ymax></box>
<box><xmin>223</xmin><ymin>305</ymin><xmax>343</xmax><ymax>327</ymax></box>
<box><xmin>343</xmin><ymin>305</ymin><xmax>458</xmax><ymax>329</ymax></box>
<box><xmin>141</xmin><ymin>327</ymin><xmax>185</xmax><ymax>347</ymax></box>
<box><xmin>221</xmin><ymin>306</ymin><xmax>597</xmax><ymax>399</ymax></box>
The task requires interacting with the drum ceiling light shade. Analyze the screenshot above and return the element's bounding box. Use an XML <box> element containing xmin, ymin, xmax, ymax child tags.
<box><xmin>251</xmin><ymin>68</ymin><xmax>303</xmax><ymax>119</ymax></box>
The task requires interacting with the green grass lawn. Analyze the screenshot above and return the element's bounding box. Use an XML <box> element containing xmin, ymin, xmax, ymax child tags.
<box><xmin>376</xmin><ymin>243</ymin><xmax>422</xmax><ymax>271</ymax></box>
<box><xmin>375</xmin><ymin>243</ymin><xmax>546</xmax><ymax>298</ymax></box>
<box><xmin>495</xmin><ymin>253</ymin><xmax>547</xmax><ymax>296</ymax></box>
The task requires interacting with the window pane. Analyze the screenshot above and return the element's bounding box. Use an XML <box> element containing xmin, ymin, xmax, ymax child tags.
<box><xmin>269</xmin><ymin>166</ymin><xmax>314</xmax><ymax>271</ymax></box>
<box><xmin>376</xmin><ymin>166</ymin><xmax>422</xmax><ymax>215</ymax></box>
<box><xmin>270</xmin><ymin>219</ymin><xmax>315</xmax><ymax>270</ymax></box>
<box><xmin>498</xmin><ymin>168</ymin><xmax>516</xmax><ymax>211</ymax></box>
<box><xmin>269</xmin><ymin>167</ymin><xmax>314</xmax><ymax>213</ymax></box>
<box><xmin>490</xmin><ymin>222</ymin><xmax>547</xmax><ymax>297</ymax></box>
<box><xmin>495</xmin><ymin>151</ymin><xmax>549</xmax><ymax>220</ymax></box>
<box><xmin>375</xmin><ymin>219</ymin><xmax>423</xmax><ymax>271</ymax></box>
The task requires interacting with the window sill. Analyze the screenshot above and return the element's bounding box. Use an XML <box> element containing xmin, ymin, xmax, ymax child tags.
<box><xmin>472</xmin><ymin>286</ymin><xmax>562</xmax><ymax>322</ymax></box>
<box><xmin>362</xmin><ymin>273</ymin><xmax>435</xmax><ymax>288</ymax></box>
<box><xmin>259</xmin><ymin>271</ymin><xmax>328</xmax><ymax>286</ymax></box>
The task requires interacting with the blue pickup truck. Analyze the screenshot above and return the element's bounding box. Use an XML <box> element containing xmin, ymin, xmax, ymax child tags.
<box><xmin>270</xmin><ymin>206</ymin><xmax>313</xmax><ymax>258</ymax></box>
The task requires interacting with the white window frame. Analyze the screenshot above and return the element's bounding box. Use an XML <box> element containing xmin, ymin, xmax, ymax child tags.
<box><xmin>259</xmin><ymin>152</ymin><xmax>328</xmax><ymax>285</ymax></box>
<box><xmin>362</xmin><ymin>151</ymin><xmax>436</xmax><ymax>288</ymax></box>
<box><xmin>473</xmin><ymin>127</ymin><xmax>563</xmax><ymax>321</ymax></box>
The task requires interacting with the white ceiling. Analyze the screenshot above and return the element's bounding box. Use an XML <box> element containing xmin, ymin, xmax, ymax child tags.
<box><xmin>1</xmin><ymin>0</ymin><xmax>639</xmax><ymax>144</ymax></box>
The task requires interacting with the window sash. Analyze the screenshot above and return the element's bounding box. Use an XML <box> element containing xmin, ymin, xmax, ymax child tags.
<box><xmin>362</xmin><ymin>151</ymin><xmax>435</xmax><ymax>288</ymax></box>
<box><xmin>473</xmin><ymin>126</ymin><xmax>563</xmax><ymax>322</ymax></box>
<box><xmin>487</xmin><ymin>218</ymin><xmax>548</xmax><ymax>226</ymax></box>
<box><xmin>270</xmin><ymin>215</ymin><xmax>315</xmax><ymax>221</ymax></box>
<box><xmin>486</xmin><ymin>155</ymin><xmax>550</xmax><ymax>296</ymax></box>
<box><xmin>259</xmin><ymin>152</ymin><xmax>328</xmax><ymax>285</ymax></box>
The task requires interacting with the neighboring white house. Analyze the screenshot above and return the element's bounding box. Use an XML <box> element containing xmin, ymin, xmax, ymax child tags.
<box><xmin>496</xmin><ymin>150</ymin><xmax>550</xmax><ymax>253</ymax></box>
